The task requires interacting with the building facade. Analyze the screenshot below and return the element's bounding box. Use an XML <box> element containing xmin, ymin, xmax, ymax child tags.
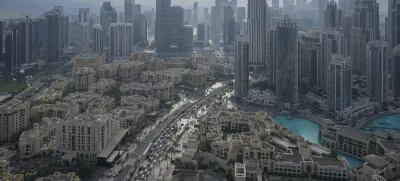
<box><xmin>234</xmin><ymin>37</ymin><xmax>249</xmax><ymax>98</ymax></box>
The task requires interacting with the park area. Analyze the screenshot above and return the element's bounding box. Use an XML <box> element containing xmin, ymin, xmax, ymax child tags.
<box><xmin>0</xmin><ymin>77</ymin><xmax>26</xmax><ymax>93</ymax></box>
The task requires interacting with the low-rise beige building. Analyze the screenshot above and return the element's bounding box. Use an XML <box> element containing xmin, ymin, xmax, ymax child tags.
<box><xmin>63</xmin><ymin>92</ymin><xmax>114</xmax><ymax>113</ymax></box>
<box><xmin>120</xmin><ymin>82</ymin><xmax>153</xmax><ymax>96</ymax></box>
<box><xmin>118</xmin><ymin>61</ymin><xmax>146</xmax><ymax>81</ymax></box>
<box><xmin>55</xmin><ymin>113</ymin><xmax>121</xmax><ymax>162</ymax></box>
<box><xmin>32</xmin><ymin>88</ymin><xmax>63</xmax><ymax>106</ymax></box>
<box><xmin>72</xmin><ymin>52</ymin><xmax>105</xmax><ymax>70</ymax></box>
<box><xmin>19</xmin><ymin>117</ymin><xmax>61</xmax><ymax>160</ymax></box>
<box><xmin>88</xmin><ymin>78</ymin><xmax>116</xmax><ymax>95</ymax></box>
<box><xmin>35</xmin><ymin>172</ymin><xmax>81</xmax><ymax>181</ymax></box>
<box><xmin>185</xmin><ymin>70</ymin><xmax>207</xmax><ymax>88</ymax></box>
<box><xmin>30</xmin><ymin>102</ymin><xmax>79</xmax><ymax>121</ymax></box>
<box><xmin>73</xmin><ymin>67</ymin><xmax>95</xmax><ymax>91</ymax></box>
<box><xmin>96</xmin><ymin>64</ymin><xmax>119</xmax><ymax>79</ymax></box>
<box><xmin>121</xmin><ymin>95</ymin><xmax>160</xmax><ymax>114</ymax></box>
<box><xmin>153</xmin><ymin>81</ymin><xmax>174</xmax><ymax>101</ymax></box>
<box><xmin>0</xmin><ymin>102</ymin><xmax>29</xmax><ymax>142</ymax></box>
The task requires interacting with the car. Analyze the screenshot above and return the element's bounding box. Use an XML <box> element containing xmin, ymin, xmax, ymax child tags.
<box><xmin>123</xmin><ymin>164</ymin><xmax>127</xmax><ymax>168</ymax></box>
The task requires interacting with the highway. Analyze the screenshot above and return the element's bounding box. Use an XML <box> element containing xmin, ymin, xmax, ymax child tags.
<box><xmin>118</xmin><ymin>85</ymin><xmax>232</xmax><ymax>180</ymax></box>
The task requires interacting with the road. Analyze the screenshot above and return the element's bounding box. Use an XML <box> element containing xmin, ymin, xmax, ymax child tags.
<box><xmin>117</xmin><ymin>85</ymin><xmax>232</xmax><ymax>181</ymax></box>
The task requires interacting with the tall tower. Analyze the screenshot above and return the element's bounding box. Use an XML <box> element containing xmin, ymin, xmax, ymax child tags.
<box><xmin>18</xmin><ymin>16</ymin><xmax>33</xmax><ymax>64</ymax></box>
<box><xmin>351</xmin><ymin>0</ymin><xmax>380</xmax><ymax>75</ymax></box>
<box><xmin>92</xmin><ymin>24</ymin><xmax>103</xmax><ymax>53</ymax></box>
<box><xmin>321</xmin><ymin>28</ymin><xmax>346</xmax><ymax>91</ymax></box>
<box><xmin>109</xmin><ymin>23</ymin><xmax>132</xmax><ymax>58</ymax></box>
<box><xmin>393</xmin><ymin>45</ymin><xmax>400</xmax><ymax>98</ymax></box>
<box><xmin>223</xmin><ymin>6</ymin><xmax>235</xmax><ymax>45</ymax></box>
<box><xmin>193</xmin><ymin>2</ymin><xmax>198</xmax><ymax>25</ymax></box>
<box><xmin>318</xmin><ymin>0</ymin><xmax>329</xmax><ymax>28</ymax></box>
<box><xmin>100</xmin><ymin>2</ymin><xmax>117</xmax><ymax>47</ymax></box>
<box><xmin>236</xmin><ymin>7</ymin><xmax>246</xmax><ymax>23</ymax></box>
<box><xmin>79</xmin><ymin>8</ymin><xmax>89</xmax><ymax>23</ymax></box>
<box><xmin>124</xmin><ymin>0</ymin><xmax>135</xmax><ymax>23</ymax></box>
<box><xmin>388</xmin><ymin>0</ymin><xmax>400</xmax><ymax>69</ymax></box>
<box><xmin>324</xmin><ymin>0</ymin><xmax>343</xmax><ymax>29</ymax></box>
<box><xmin>45</xmin><ymin>10</ymin><xmax>61</xmax><ymax>64</ymax></box>
<box><xmin>248</xmin><ymin>0</ymin><xmax>266</xmax><ymax>65</ymax></box>
<box><xmin>366</xmin><ymin>40</ymin><xmax>388</xmax><ymax>109</ymax></box>
<box><xmin>272</xmin><ymin>16</ymin><xmax>299</xmax><ymax>108</ymax></box>
<box><xmin>0</xmin><ymin>21</ymin><xmax>4</xmax><ymax>65</ymax></box>
<box><xmin>272</xmin><ymin>0</ymin><xmax>279</xmax><ymax>8</ymax></box>
<box><xmin>299</xmin><ymin>30</ymin><xmax>322</xmax><ymax>87</ymax></box>
<box><xmin>4</xmin><ymin>29</ymin><xmax>18</xmax><ymax>73</ymax></box>
<box><xmin>155</xmin><ymin>0</ymin><xmax>172</xmax><ymax>53</ymax></box>
<box><xmin>234</xmin><ymin>37</ymin><xmax>249</xmax><ymax>98</ymax></box>
<box><xmin>133</xmin><ymin>15</ymin><xmax>148</xmax><ymax>46</ymax></box>
<box><xmin>327</xmin><ymin>54</ymin><xmax>352</xmax><ymax>115</ymax></box>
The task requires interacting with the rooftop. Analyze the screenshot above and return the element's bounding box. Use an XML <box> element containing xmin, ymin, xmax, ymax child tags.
<box><xmin>338</xmin><ymin>126</ymin><xmax>372</xmax><ymax>142</ymax></box>
<box><xmin>364</xmin><ymin>154</ymin><xmax>390</xmax><ymax>169</ymax></box>
<box><xmin>312</xmin><ymin>157</ymin><xmax>346</xmax><ymax>167</ymax></box>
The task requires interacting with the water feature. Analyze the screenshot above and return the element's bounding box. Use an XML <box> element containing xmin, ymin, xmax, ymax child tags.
<box><xmin>364</xmin><ymin>114</ymin><xmax>400</xmax><ymax>133</ymax></box>
<box><xmin>274</xmin><ymin>116</ymin><xmax>364</xmax><ymax>169</ymax></box>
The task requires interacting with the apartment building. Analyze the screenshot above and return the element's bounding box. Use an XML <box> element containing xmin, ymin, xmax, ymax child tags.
<box><xmin>88</xmin><ymin>78</ymin><xmax>116</xmax><ymax>95</ymax></box>
<box><xmin>0</xmin><ymin>102</ymin><xmax>29</xmax><ymax>142</ymax></box>
<box><xmin>30</xmin><ymin>102</ymin><xmax>79</xmax><ymax>121</ymax></box>
<box><xmin>153</xmin><ymin>81</ymin><xmax>174</xmax><ymax>101</ymax></box>
<box><xmin>72</xmin><ymin>52</ymin><xmax>106</xmax><ymax>70</ymax></box>
<box><xmin>73</xmin><ymin>67</ymin><xmax>95</xmax><ymax>91</ymax></box>
<box><xmin>121</xmin><ymin>95</ymin><xmax>160</xmax><ymax>114</ymax></box>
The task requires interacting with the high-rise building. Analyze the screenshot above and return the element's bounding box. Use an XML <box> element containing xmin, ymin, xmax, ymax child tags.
<box><xmin>0</xmin><ymin>21</ymin><xmax>4</xmax><ymax>65</ymax></box>
<box><xmin>100</xmin><ymin>2</ymin><xmax>117</xmax><ymax>47</ymax></box>
<box><xmin>32</xmin><ymin>18</ymin><xmax>45</xmax><ymax>60</ymax></box>
<box><xmin>155</xmin><ymin>0</ymin><xmax>171</xmax><ymax>53</ymax></box>
<box><xmin>388</xmin><ymin>0</ymin><xmax>400</xmax><ymax>69</ymax></box>
<box><xmin>124</xmin><ymin>0</ymin><xmax>135</xmax><ymax>23</ymax></box>
<box><xmin>324</xmin><ymin>0</ymin><xmax>343</xmax><ymax>29</ymax></box>
<box><xmin>53</xmin><ymin>6</ymin><xmax>68</xmax><ymax>48</ymax></box>
<box><xmin>351</xmin><ymin>0</ymin><xmax>380</xmax><ymax>75</ymax></box>
<box><xmin>234</xmin><ymin>37</ymin><xmax>249</xmax><ymax>98</ymax></box>
<box><xmin>92</xmin><ymin>24</ymin><xmax>104</xmax><ymax>53</ymax></box>
<box><xmin>79</xmin><ymin>8</ymin><xmax>89</xmax><ymax>23</ymax></box>
<box><xmin>272</xmin><ymin>0</ymin><xmax>279</xmax><ymax>8</ymax></box>
<box><xmin>318</xmin><ymin>0</ymin><xmax>329</xmax><ymax>28</ymax></box>
<box><xmin>248</xmin><ymin>0</ymin><xmax>267</xmax><ymax>65</ymax></box>
<box><xmin>144</xmin><ymin>11</ymin><xmax>155</xmax><ymax>31</ymax></box>
<box><xmin>393</xmin><ymin>45</ymin><xmax>400</xmax><ymax>98</ymax></box>
<box><xmin>109</xmin><ymin>23</ymin><xmax>132</xmax><ymax>58</ymax></box>
<box><xmin>211</xmin><ymin>6</ymin><xmax>218</xmax><ymax>34</ymax></box>
<box><xmin>366</xmin><ymin>40</ymin><xmax>388</xmax><ymax>109</ymax></box>
<box><xmin>197</xmin><ymin>23</ymin><xmax>208</xmax><ymax>43</ymax></box>
<box><xmin>343</xmin><ymin>15</ymin><xmax>352</xmax><ymax>57</ymax></box>
<box><xmin>18</xmin><ymin>16</ymin><xmax>33</xmax><ymax>64</ymax></box>
<box><xmin>321</xmin><ymin>28</ymin><xmax>346</xmax><ymax>91</ymax></box>
<box><xmin>230</xmin><ymin>0</ymin><xmax>237</xmax><ymax>18</ymax></box>
<box><xmin>168</xmin><ymin>6</ymin><xmax>185</xmax><ymax>52</ymax></box>
<box><xmin>204</xmin><ymin>8</ymin><xmax>210</xmax><ymax>25</ymax></box>
<box><xmin>327</xmin><ymin>54</ymin><xmax>352</xmax><ymax>114</ymax></box>
<box><xmin>4</xmin><ymin>29</ymin><xmax>18</xmax><ymax>73</ymax></box>
<box><xmin>182</xmin><ymin>25</ymin><xmax>194</xmax><ymax>53</ymax></box>
<box><xmin>184</xmin><ymin>9</ymin><xmax>193</xmax><ymax>24</ymax></box>
<box><xmin>133</xmin><ymin>15</ymin><xmax>147</xmax><ymax>46</ymax></box>
<box><xmin>71</xmin><ymin>21</ymin><xmax>90</xmax><ymax>54</ymax></box>
<box><xmin>223</xmin><ymin>6</ymin><xmax>235</xmax><ymax>45</ymax></box>
<box><xmin>236</xmin><ymin>7</ymin><xmax>246</xmax><ymax>23</ymax></box>
<box><xmin>193</xmin><ymin>2</ymin><xmax>198</xmax><ymax>25</ymax></box>
<box><xmin>271</xmin><ymin>16</ymin><xmax>299</xmax><ymax>108</ymax></box>
<box><xmin>134</xmin><ymin>4</ymin><xmax>142</xmax><ymax>16</ymax></box>
<box><xmin>299</xmin><ymin>30</ymin><xmax>322</xmax><ymax>87</ymax></box>
<box><xmin>119</xmin><ymin>12</ymin><xmax>125</xmax><ymax>23</ymax></box>
<box><xmin>339</xmin><ymin>0</ymin><xmax>355</xmax><ymax>15</ymax></box>
<box><xmin>45</xmin><ymin>10</ymin><xmax>61</xmax><ymax>64</ymax></box>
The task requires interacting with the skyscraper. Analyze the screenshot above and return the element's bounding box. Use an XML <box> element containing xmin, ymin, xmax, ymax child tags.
<box><xmin>134</xmin><ymin>4</ymin><xmax>142</xmax><ymax>16</ymax></box>
<box><xmin>211</xmin><ymin>6</ymin><xmax>218</xmax><ymax>35</ymax></box>
<box><xmin>182</xmin><ymin>25</ymin><xmax>194</xmax><ymax>53</ymax></box>
<box><xmin>0</xmin><ymin>21</ymin><xmax>4</xmax><ymax>65</ymax></box>
<box><xmin>71</xmin><ymin>21</ymin><xmax>90</xmax><ymax>54</ymax></box>
<box><xmin>119</xmin><ymin>12</ymin><xmax>125</xmax><ymax>23</ymax></box>
<box><xmin>32</xmin><ymin>18</ymin><xmax>45</xmax><ymax>60</ymax></box>
<box><xmin>45</xmin><ymin>10</ymin><xmax>61</xmax><ymax>64</ymax></box>
<box><xmin>155</xmin><ymin>0</ymin><xmax>171</xmax><ymax>53</ymax></box>
<box><xmin>18</xmin><ymin>16</ymin><xmax>33</xmax><ymax>64</ymax></box>
<box><xmin>223</xmin><ymin>6</ymin><xmax>235</xmax><ymax>45</ymax></box>
<box><xmin>272</xmin><ymin>0</ymin><xmax>279</xmax><ymax>8</ymax></box>
<box><xmin>321</xmin><ymin>28</ymin><xmax>346</xmax><ymax>91</ymax></box>
<box><xmin>4</xmin><ymin>28</ymin><xmax>18</xmax><ymax>73</ymax></box>
<box><xmin>124</xmin><ymin>0</ymin><xmax>135</xmax><ymax>23</ymax></box>
<box><xmin>109</xmin><ymin>23</ymin><xmax>132</xmax><ymax>58</ymax></box>
<box><xmin>230</xmin><ymin>0</ymin><xmax>237</xmax><ymax>18</ymax></box>
<box><xmin>184</xmin><ymin>9</ymin><xmax>193</xmax><ymax>24</ymax></box>
<box><xmin>197</xmin><ymin>23</ymin><xmax>206</xmax><ymax>43</ymax></box>
<box><xmin>351</xmin><ymin>0</ymin><xmax>380</xmax><ymax>75</ymax></box>
<box><xmin>324</xmin><ymin>0</ymin><xmax>343</xmax><ymax>29</ymax></box>
<box><xmin>271</xmin><ymin>16</ymin><xmax>299</xmax><ymax>108</ymax></box>
<box><xmin>299</xmin><ymin>30</ymin><xmax>322</xmax><ymax>87</ymax></box>
<box><xmin>193</xmin><ymin>2</ymin><xmax>198</xmax><ymax>25</ymax></box>
<box><xmin>101</xmin><ymin>2</ymin><xmax>118</xmax><ymax>46</ymax></box>
<box><xmin>327</xmin><ymin>54</ymin><xmax>352</xmax><ymax>115</ymax></box>
<box><xmin>144</xmin><ymin>11</ymin><xmax>155</xmax><ymax>31</ymax></box>
<box><xmin>92</xmin><ymin>24</ymin><xmax>104</xmax><ymax>53</ymax></box>
<box><xmin>318</xmin><ymin>0</ymin><xmax>329</xmax><ymax>28</ymax></box>
<box><xmin>393</xmin><ymin>45</ymin><xmax>400</xmax><ymax>98</ymax></box>
<box><xmin>236</xmin><ymin>7</ymin><xmax>246</xmax><ymax>23</ymax></box>
<box><xmin>366</xmin><ymin>40</ymin><xmax>388</xmax><ymax>109</ymax></box>
<box><xmin>388</xmin><ymin>0</ymin><xmax>400</xmax><ymax>69</ymax></box>
<box><xmin>248</xmin><ymin>0</ymin><xmax>266</xmax><ymax>65</ymax></box>
<box><xmin>79</xmin><ymin>8</ymin><xmax>89</xmax><ymax>23</ymax></box>
<box><xmin>234</xmin><ymin>37</ymin><xmax>249</xmax><ymax>98</ymax></box>
<box><xmin>204</xmin><ymin>8</ymin><xmax>210</xmax><ymax>25</ymax></box>
<box><xmin>133</xmin><ymin>15</ymin><xmax>147</xmax><ymax>46</ymax></box>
